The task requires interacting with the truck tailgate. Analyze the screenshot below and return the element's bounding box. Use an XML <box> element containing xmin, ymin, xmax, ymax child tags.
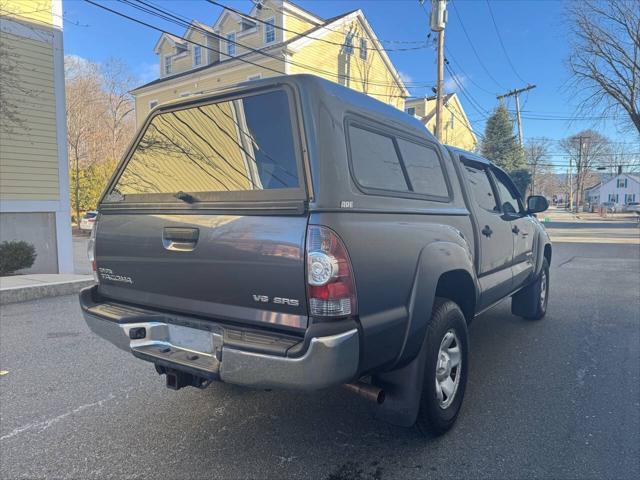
<box><xmin>95</xmin><ymin>213</ymin><xmax>309</xmax><ymax>330</ymax></box>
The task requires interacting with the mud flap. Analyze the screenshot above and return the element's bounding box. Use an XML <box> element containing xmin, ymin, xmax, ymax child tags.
<box><xmin>371</xmin><ymin>334</ymin><xmax>429</xmax><ymax>427</ymax></box>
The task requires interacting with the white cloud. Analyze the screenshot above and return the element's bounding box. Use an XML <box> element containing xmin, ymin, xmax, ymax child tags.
<box><xmin>398</xmin><ymin>70</ymin><xmax>413</xmax><ymax>85</ymax></box>
<box><xmin>444</xmin><ymin>73</ymin><xmax>465</xmax><ymax>92</ymax></box>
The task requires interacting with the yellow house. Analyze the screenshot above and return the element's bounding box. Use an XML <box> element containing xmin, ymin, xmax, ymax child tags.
<box><xmin>0</xmin><ymin>0</ymin><xmax>73</xmax><ymax>273</ymax></box>
<box><xmin>131</xmin><ymin>0</ymin><xmax>409</xmax><ymax>125</ymax></box>
<box><xmin>404</xmin><ymin>94</ymin><xmax>478</xmax><ymax>151</ymax></box>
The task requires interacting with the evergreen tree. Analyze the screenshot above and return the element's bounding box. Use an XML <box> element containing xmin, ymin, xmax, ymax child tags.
<box><xmin>481</xmin><ymin>104</ymin><xmax>525</xmax><ymax>172</ymax></box>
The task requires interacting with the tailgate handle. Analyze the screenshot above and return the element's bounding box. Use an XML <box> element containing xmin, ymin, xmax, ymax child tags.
<box><xmin>163</xmin><ymin>227</ymin><xmax>199</xmax><ymax>251</ymax></box>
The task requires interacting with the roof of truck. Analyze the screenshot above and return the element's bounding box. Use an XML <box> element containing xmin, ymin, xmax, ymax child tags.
<box><xmin>445</xmin><ymin>145</ymin><xmax>491</xmax><ymax>165</ymax></box>
<box><xmin>147</xmin><ymin>74</ymin><xmax>436</xmax><ymax>143</ymax></box>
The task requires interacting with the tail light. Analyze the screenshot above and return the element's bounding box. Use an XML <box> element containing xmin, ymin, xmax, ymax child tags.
<box><xmin>87</xmin><ymin>223</ymin><xmax>98</xmax><ymax>282</ymax></box>
<box><xmin>306</xmin><ymin>225</ymin><xmax>357</xmax><ymax>318</ymax></box>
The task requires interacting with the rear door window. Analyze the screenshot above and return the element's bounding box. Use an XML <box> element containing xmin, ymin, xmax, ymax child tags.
<box><xmin>105</xmin><ymin>89</ymin><xmax>302</xmax><ymax>204</ymax></box>
<box><xmin>348</xmin><ymin>125</ymin><xmax>409</xmax><ymax>192</ymax></box>
<box><xmin>396</xmin><ymin>139</ymin><xmax>449</xmax><ymax>198</ymax></box>
<box><xmin>463</xmin><ymin>163</ymin><xmax>499</xmax><ymax>212</ymax></box>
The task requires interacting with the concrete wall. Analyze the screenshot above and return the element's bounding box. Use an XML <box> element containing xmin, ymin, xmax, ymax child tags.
<box><xmin>0</xmin><ymin>212</ymin><xmax>58</xmax><ymax>273</ymax></box>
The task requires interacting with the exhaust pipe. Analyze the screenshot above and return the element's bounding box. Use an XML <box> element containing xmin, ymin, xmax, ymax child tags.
<box><xmin>344</xmin><ymin>381</ymin><xmax>385</xmax><ymax>404</ymax></box>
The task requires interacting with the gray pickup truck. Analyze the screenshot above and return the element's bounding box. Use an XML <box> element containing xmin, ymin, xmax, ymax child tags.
<box><xmin>80</xmin><ymin>75</ymin><xmax>551</xmax><ymax>435</ymax></box>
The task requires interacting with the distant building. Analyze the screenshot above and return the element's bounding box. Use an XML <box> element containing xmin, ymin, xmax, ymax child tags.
<box><xmin>131</xmin><ymin>0</ymin><xmax>409</xmax><ymax>125</ymax></box>
<box><xmin>404</xmin><ymin>94</ymin><xmax>477</xmax><ymax>151</ymax></box>
<box><xmin>0</xmin><ymin>0</ymin><xmax>73</xmax><ymax>273</ymax></box>
<box><xmin>584</xmin><ymin>173</ymin><xmax>639</xmax><ymax>207</ymax></box>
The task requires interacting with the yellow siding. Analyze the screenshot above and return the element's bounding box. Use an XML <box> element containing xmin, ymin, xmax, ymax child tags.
<box><xmin>288</xmin><ymin>19</ymin><xmax>405</xmax><ymax>110</ymax></box>
<box><xmin>283</xmin><ymin>14</ymin><xmax>316</xmax><ymax>41</ymax></box>
<box><xmin>442</xmin><ymin>98</ymin><xmax>477</xmax><ymax>150</ymax></box>
<box><xmin>405</xmin><ymin>98</ymin><xmax>431</xmax><ymax>118</ymax></box>
<box><xmin>134</xmin><ymin>58</ymin><xmax>285</xmax><ymax>125</ymax></box>
<box><xmin>0</xmin><ymin>32</ymin><xmax>59</xmax><ymax>200</ymax></box>
<box><xmin>1</xmin><ymin>0</ymin><xmax>53</xmax><ymax>26</ymax></box>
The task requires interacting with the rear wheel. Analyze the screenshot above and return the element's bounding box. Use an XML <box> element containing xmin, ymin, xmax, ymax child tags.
<box><xmin>512</xmin><ymin>258</ymin><xmax>550</xmax><ymax>320</ymax></box>
<box><xmin>416</xmin><ymin>298</ymin><xmax>469</xmax><ymax>436</ymax></box>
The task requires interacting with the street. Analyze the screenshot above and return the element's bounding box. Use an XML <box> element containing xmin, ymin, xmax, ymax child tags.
<box><xmin>1</xmin><ymin>218</ymin><xmax>639</xmax><ymax>480</ymax></box>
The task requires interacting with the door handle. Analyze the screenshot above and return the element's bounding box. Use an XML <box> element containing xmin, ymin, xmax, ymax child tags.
<box><xmin>163</xmin><ymin>227</ymin><xmax>199</xmax><ymax>251</ymax></box>
<box><xmin>481</xmin><ymin>225</ymin><xmax>493</xmax><ymax>238</ymax></box>
<box><xmin>512</xmin><ymin>225</ymin><xmax>520</xmax><ymax>235</ymax></box>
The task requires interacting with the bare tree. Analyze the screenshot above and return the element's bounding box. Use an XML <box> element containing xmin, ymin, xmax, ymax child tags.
<box><xmin>606</xmin><ymin>142</ymin><xmax>640</xmax><ymax>174</ymax></box>
<box><xmin>525</xmin><ymin>137</ymin><xmax>552</xmax><ymax>195</ymax></box>
<box><xmin>65</xmin><ymin>56</ymin><xmax>136</xmax><ymax>225</ymax></box>
<box><xmin>560</xmin><ymin>130</ymin><xmax>611</xmax><ymax>210</ymax></box>
<box><xmin>100</xmin><ymin>58</ymin><xmax>136</xmax><ymax>162</ymax></box>
<box><xmin>567</xmin><ymin>0</ymin><xmax>640</xmax><ymax>134</ymax></box>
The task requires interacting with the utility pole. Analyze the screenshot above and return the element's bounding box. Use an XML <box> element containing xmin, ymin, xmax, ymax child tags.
<box><xmin>496</xmin><ymin>84</ymin><xmax>536</xmax><ymax>146</ymax></box>
<box><xmin>428</xmin><ymin>0</ymin><xmax>448</xmax><ymax>142</ymax></box>
<box><xmin>576</xmin><ymin>135</ymin><xmax>585</xmax><ymax>213</ymax></box>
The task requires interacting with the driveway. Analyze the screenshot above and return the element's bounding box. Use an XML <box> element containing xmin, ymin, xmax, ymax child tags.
<box><xmin>1</xmin><ymin>220</ymin><xmax>639</xmax><ymax>479</ymax></box>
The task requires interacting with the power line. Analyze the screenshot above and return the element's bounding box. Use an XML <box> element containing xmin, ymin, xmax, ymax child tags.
<box><xmin>205</xmin><ymin>0</ymin><xmax>430</xmax><ymax>52</ymax></box>
<box><xmin>85</xmin><ymin>0</ymin><xmax>418</xmax><ymax>98</ymax></box>
<box><xmin>444</xmin><ymin>46</ymin><xmax>496</xmax><ymax>96</ymax></box>
<box><xmin>485</xmin><ymin>0</ymin><xmax>527</xmax><ymax>84</ymax></box>
<box><xmin>449</xmin><ymin>0</ymin><xmax>504</xmax><ymax>89</ymax></box>
<box><xmin>120</xmin><ymin>0</ymin><xmax>429</xmax><ymax>91</ymax></box>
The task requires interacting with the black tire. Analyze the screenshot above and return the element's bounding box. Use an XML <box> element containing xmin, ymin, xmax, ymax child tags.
<box><xmin>512</xmin><ymin>258</ymin><xmax>550</xmax><ymax>320</ymax></box>
<box><xmin>416</xmin><ymin>298</ymin><xmax>469</xmax><ymax>436</ymax></box>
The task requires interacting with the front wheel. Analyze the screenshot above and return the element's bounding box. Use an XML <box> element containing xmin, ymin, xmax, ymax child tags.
<box><xmin>416</xmin><ymin>298</ymin><xmax>469</xmax><ymax>436</ymax></box>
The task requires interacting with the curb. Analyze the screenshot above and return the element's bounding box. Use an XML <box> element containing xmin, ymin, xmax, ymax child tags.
<box><xmin>0</xmin><ymin>278</ymin><xmax>96</xmax><ymax>305</ymax></box>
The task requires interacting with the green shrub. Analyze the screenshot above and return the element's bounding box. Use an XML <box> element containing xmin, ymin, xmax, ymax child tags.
<box><xmin>0</xmin><ymin>241</ymin><xmax>37</xmax><ymax>275</ymax></box>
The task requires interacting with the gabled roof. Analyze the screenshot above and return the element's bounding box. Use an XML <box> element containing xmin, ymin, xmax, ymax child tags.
<box><xmin>286</xmin><ymin>9</ymin><xmax>409</xmax><ymax>97</ymax></box>
<box><xmin>154</xmin><ymin>33</ymin><xmax>187</xmax><ymax>54</ymax></box>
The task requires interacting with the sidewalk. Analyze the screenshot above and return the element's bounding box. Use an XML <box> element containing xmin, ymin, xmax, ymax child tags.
<box><xmin>0</xmin><ymin>273</ymin><xmax>94</xmax><ymax>305</ymax></box>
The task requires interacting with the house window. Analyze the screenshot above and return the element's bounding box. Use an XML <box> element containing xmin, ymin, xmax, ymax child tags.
<box><xmin>264</xmin><ymin>17</ymin><xmax>276</xmax><ymax>44</ymax></box>
<box><xmin>406</xmin><ymin>107</ymin><xmax>416</xmax><ymax>116</ymax></box>
<box><xmin>149</xmin><ymin>100</ymin><xmax>159</xmax><ymax>110</ymax></box>
<box><xmin>193</xmin><ymin>45</ymin><xmax>202</xmax><ymax>66</ymax></box>
<box><xmin>344</xmin><ymin>32</ymin><xmax>354</xmax><ymax>55</ymax></box>
<box><xmin>617</xmin><ymin>178</ymin><xmax>628</xmax><ymax>188</ymax></box>
<box><xmin>609</xmin><ymin>193</ymin><xmax>619</xmax><ymax>203</ymax></box>
<box><xmin>359</xmin><ymin>38</ymin><xmax>367</xmax><ymax>60</ymax></box>
<box><xmin>625</xmin><ymin>194</ymin><xmax>636</xmax><ymax>204</ymax></box>
<box><xmin>164</xmin><ymin>55</ymin><xmax>172</xmax><ymax>75</ymax></box>
<box><xmin>226</xmin><ymin>32</ymin><xmax>236</xmax><ymax>56</ymax></box>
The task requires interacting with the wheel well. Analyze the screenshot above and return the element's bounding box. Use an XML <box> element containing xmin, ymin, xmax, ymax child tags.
<box><xmin>544</xmin><ymin>244</ymin><xmax>552</xmax><ymax>265</ymax></box>
<box><xmin>435</xmin><ymin>270</ymin><xmax>476</xmax><ymax>322</ymax></box>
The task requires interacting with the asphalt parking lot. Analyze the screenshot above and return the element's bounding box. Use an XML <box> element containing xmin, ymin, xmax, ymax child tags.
<box><xmin>1</xmin><ymin>220</ymin><xmax>639</xmax><ymax>479</ymax></box>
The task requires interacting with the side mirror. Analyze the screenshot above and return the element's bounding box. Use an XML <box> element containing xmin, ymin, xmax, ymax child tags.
<box><xmin>527</xmin><ymin>195</ymin><xmax>549</xmax><ymax>214</ymax></box>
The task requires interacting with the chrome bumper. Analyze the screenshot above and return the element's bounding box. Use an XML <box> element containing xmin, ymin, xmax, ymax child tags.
<box><xmin>83</xmin><ymin>311</ymin><xmax>359</xmax><ymax>391</ymax></box>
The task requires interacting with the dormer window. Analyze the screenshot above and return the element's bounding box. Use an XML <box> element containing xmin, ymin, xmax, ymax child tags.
<box><xmin>164</xmin><ymin>55</ymin><xmax>172</xmax><ymax>75</ymax></box>
<box><xmin>226</xmin><ymin>32</ymin><xmax>236</xmax><ymax>56</ymax></box>
<box><xmin>193</xmin><ymin>45</ymin><xmax>202</xmax><ymax>66</ymax></box>
<box><xmin>264</xmin><ymin>17</ymin><xmax>275</xmax><ymax>44</ymax></box>
<box><xmin>406</xmin><ymin>107</ymin><xmax>416</xmax><ymax>116</ymax></box>
<box><xmin>241</xmin><ymin>18</ymin><xmax>256</xmax><ymax>31</ymax></box>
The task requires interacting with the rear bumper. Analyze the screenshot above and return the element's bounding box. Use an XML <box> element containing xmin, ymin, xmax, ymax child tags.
<box><xmin>80</xmin><ymin>287</ymin><xmax>359</xmax><ymax>390</ymax></box>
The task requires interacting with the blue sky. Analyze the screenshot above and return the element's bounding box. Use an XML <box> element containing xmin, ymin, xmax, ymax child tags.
<box><xmin>63</xmin><ymin>0</ymin><xmax>639</xmax><ymax>167</ymax></box>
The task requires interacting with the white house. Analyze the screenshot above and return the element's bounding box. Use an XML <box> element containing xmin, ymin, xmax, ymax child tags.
<box><xmin>584</xmin><ymin>173</ymin><xmax>640</xmax><ymax>208</ymax></box>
